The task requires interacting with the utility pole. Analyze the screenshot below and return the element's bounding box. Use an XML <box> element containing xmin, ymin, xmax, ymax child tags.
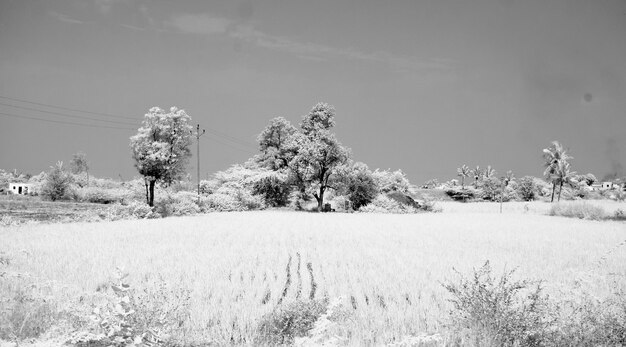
<box><xmin>194</xmin><ymin>124</ymin><xmax>205</xmax><ymax>204</ymax></box>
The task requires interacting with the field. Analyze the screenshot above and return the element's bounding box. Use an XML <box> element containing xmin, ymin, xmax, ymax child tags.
<box><xmin>1</xmin><ymin>201</ymin><xmax>626</xmax><ymax>345</ymax></box>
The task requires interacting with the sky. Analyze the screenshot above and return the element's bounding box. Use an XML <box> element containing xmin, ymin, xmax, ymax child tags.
<box><xmin>1</xmin><ymin>0</ymin><xmax>625</xmax><ymax>184</ymax></box>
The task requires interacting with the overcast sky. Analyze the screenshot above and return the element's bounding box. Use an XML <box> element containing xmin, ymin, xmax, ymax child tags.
<box><xmin>1</xmin><ymin>0</ymin><xmax>625</xmax><ymax>184</ymax></box>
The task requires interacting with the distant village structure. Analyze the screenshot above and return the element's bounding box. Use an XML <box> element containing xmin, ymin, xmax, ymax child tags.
<box><xmin>8</xmin><ymin>182</ymin><xmax>35</xmax><ymax>195</ymax></box>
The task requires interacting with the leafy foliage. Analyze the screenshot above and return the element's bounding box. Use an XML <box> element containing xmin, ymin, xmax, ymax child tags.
<box><xmin>41</xmin><ymin>161</ymin><xmax>74</xmax><ymax>201</ymax></box>
<box><xmin>70</xmin><ymin>152</ymin><xmax>89</xmax><ymax>175</ymax></box>
<box><xmin>443</xmin><ymin>261</ymin><xmax>555</xmax><ymax>346</ymax></box>
<box><xmin>255</xmin><ymin>299</ymin><xmax>328</xmax><ymax>345</ymax></box>
<box><xmin>338</xmin><ymin>162</ymin><xmax>378</xmax><ymax>210</ymax></box>
<box><xmin>457</xmin><ymin>164</ymin><xmax>471</xmax><ymax>189</ymax></box>
<box><xmin>252</xmin><ymin>174</ymin><xmax>291</xmax><ymax>207</ymax></box>
<box><xmin>129</xmin><ymin>107</ymin><xmax>193</xmax><ymax>206</ymax></box>
<box><xmin>516</xmin><ymin>176</ymin><xmax>537</xmax><ymax>201</ymax></box>
<box><xmin>372</xmin><ymin>169</ymin><xmax>410</xmax><ymax>194</ymax></box>
<box><xmin>543</xmin><ymin>141</ymin><xmax>575</xmax><ymax>202</ymax></box>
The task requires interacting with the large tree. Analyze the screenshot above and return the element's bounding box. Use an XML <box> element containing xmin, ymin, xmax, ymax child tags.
<box><xmin>291</xmin><ymin>131</ymin><xmax>350</xmax><ymax>211</ymax></box>
<box><xmin>256</xmin><ymin>117</ymin><xmax>298</xmax><ymax>170</ymax></box>
<box><xmin>130</xmin><ymin>107</ymin><xmax>193</xmax><ymax>206</ymax></box>
<box><xmin>543</xmin><ymin>141</ymin><xmax>573</xmax><ymax>202</ymax></box>
<box><xmin>255</xmin><ymin>103</ymin><xmax>350</xmax><ymax>211</ymax></box>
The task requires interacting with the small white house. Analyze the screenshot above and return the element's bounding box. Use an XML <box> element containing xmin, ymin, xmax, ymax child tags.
<box><xmin>9</xmin><ymin>182</ymin><xmax>34</xmax><ymax>195</ymax></box>
<box><xmin>602</xmin><ymin>182</ymin><xmax>614</xmax><ymax>190</ymax></box>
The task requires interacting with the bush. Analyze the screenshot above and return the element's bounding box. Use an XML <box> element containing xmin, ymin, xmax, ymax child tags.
<box><xmin>78</xmin><ymin>187</ymin><xmax>131</xmax><ymax>204</ymax></box>
<box><xmin>548</xmin><ymin>202</ymin><xmax>606</xmax><ymax>220</ymax></box>
<box><xmin>345</xmin><ymin>168</ymin><xmax>378</xmax><ymax>210</ymax></box>
<box><xmin>70</xmin><ymin>268</ymin><xmax>191</xmax><ymax>346</ymax></box>
<box><xmin>445</xmin><ymin>188</ymin><xmax>476</xmax><ymax>202</ymax></box>
<box><xmin>255</xmin><ymin>299</ymin><xmax>327</xmax><ymax>345</ymax></box>
<box><xmin>253</xmin><ymin>175</ymin><xmax>291</xmax><ymax>207</ymax></box>
<box><xmin>372</xmin><ymin>169</ymin><xmax>410</xmax><ymax>194</ymax></box>
<box><xmin>40</xmin><ymin>161</ymin><xmax>74</xmax><ymax>201</ymax></box>
<box><xmin>359</xmin><ymin>195</ymin><xmax>418</xmax><ymax>214</ymax></box>
<box><xmin>516</xmin><ymin>176</ymin><xmax>537</xmax><ymax>201</ymax></box>
<box><xmin>202</xmin><ymin>193</ymin><xmax>240</xmax><ymax>212</ymax></box>
<box><xmin>443</xmin><ymin>261</ymin><xmax>555</xmax><ymax>346</ymax></box>
<box><xmin>155</xmin><ymin>191</ymin><xmax>201</xmax><ymax>217</ymax></box>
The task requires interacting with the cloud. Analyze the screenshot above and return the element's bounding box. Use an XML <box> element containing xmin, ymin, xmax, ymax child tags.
<box><xmin>167</xmin><ymin>14</ymin><xmax>232</xmax><ymax>35</ymax></box>
<box><xmin>167</xmin><ymin>13</ymin><xmax>454</xmax><ymax>72</ymax></box>
<box><xmin>48</xmin><ymin>11</ymin><xmax>84</xmax><ymax>24</ymax></box>
<box><xmin>94</xmin><ymin>0</ymin><xmax>122</xmax><ymax>14</ymax></box>
<box><xmin>119</xmin><ymin>23</ymin><xmax>146</xmax><ymax>31</ymax></box>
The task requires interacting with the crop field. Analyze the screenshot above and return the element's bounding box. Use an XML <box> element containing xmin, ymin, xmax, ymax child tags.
<box><xmin>1</xmin><ymin>201</ymin><xmax>626</xmax><ymax>345</ymax></box>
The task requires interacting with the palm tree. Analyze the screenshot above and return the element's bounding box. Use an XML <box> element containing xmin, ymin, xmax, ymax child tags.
<box><xmin>484</xmin><ymin>165</ymin><xmax>496</xmax><ymax>180</ymax></box>
<box><xmin>472</xmin><ymin>166</ymin><xmax>483</xmax><ymax>188</ymax></box>
<box><xmin>543</xmin><ymin>141</ymin><xmax>573</xmax><ymax>202</ymax></box>
<box><xmin>503</xmin><ymin>170</ymin><xmax>515</xmax><ymax>186</ymax></box>
<box><xmin>556</xmin><ymin>160</ymin><xmax>576</xmax><ymax>202</ymax></box>
<box><xmin>457</xmin><ymin>164</ymin><xmax>471</xmax><ymax>189</ymax></box>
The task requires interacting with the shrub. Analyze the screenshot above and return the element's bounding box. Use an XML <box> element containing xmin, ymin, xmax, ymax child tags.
<box><xmin>252</xmin><ymin>175</ymin><xmax>291</xmax><ymax>207</ymax></box>
<box><xmin>445</xmin><ymin>188</ymin><xmax>475</xmax><ymax>202</ymax></box>
<box><xmin>40</xmin><ymin>161</ymin><xmax>74</xmax><ymax>201</ymax></box>
<box><xmin>204</xmin><ymin>193</ymin><xmax>243</xmax><ymax>212</ymax></box>
<box><xmin>255</xmin><ymin>299</ymin><xmax>327</xmax><ymax>345</ymax></box>
<box><xmin>155</xmin><ymin>191</ymin><xmax>201</xmax><ymax>217</ymax></box>
<box><xmin>548</xmin><ymin>202</ymin><xmax>606</xmax><ymax>220</ymax></box>
<box><xmin>359</xmin><ymin>195</ymin><xmax>418</xmax><ymax>214</ymax></box>
<box><xmin>78</xmin><ymin>187</ymin><xmax>131</xmax><ymax>204</ymax></box>
<box><xmin>70</xmin><ymin>268</ymin><xmax>191</xmax><ymax>346</ymax></box>
<box><xmin>443</xmin><ymin>261</ymin><xmax>555</xmax><ymax>346</ymax></box>
<box><xmin>516</xmin><ymin>176</ymin><xmax>537</xmax><ymax>201</ymax></box>
<box><xmin>345</xmin><ymin>168</ymin><xmax>378</xmax><ymax>210</ymax></box>
<box><xmin>372</xmin><ymin>169</ymin><xmax>410</xmax><ymax>194</ymax></box>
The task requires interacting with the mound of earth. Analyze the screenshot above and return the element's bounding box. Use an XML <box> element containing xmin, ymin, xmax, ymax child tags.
<box><xmin>386</xmin><ymin>191</ymin><xmax>421</xmax><ymax>209</ymax></box>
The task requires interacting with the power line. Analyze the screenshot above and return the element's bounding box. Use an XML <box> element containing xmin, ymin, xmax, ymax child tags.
<box><xmin>0</xmin><ymin>94</ymin><xmax>260</xmax><ymax>149</ymax></box>
<box><xmin>0</xmin><ymin>111</ymin><xmax>135</xmax><ymax>130</ymax></box>
<box><xmin>0</xmin><ymin>95</ymin><xmax>136</xmax><ymax>120</ymax></box>
<box><xmin>0</xmin><ymin>102</ymin><xmax>139</xmax><ymax>126</ymax></box>
<box><xmin>206</xmin><ymin>134</ymin><xmax>256</xmax><ymax>154</ymax></box>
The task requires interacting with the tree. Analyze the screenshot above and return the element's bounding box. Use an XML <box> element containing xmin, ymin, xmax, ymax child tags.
<box><xmin>41</xmin><ymin>161</ymin><xmax>74</xmax><ymax>201</ymax></box>
<box><xmin>290</xmin><ymin>103</ymin><xmax>350</xmax><ymax>212</ymax></box>
<box><xmin>472</xmin><ymin>166</ymin><xmax>483</xmax><ymax>188</ymax></box>
<box><xmin>555</xmin><ymin>160</ymin><xmax>576</xmax><ymax>202</ymax></box>
<box><xmin>291</xmin><ymin>129</ymin><xmax>350</xmax><ymax>212</ymax></box>
<box><xmin>338</xmin><ymin>162</ymin><xmax>378</xmax><ymax>210</ymax></box>
<box><xmin>483</xmin><ymin>165</ymin><xmax>496</xmax><ymax>180</ymax></box>
<box><xmin>130</xmin><ymin>107</ymin><xmax>193</xmax><ymax>206</ymax></box>
<box><xmin>517</xmin><ymin>176</ymin><xmax>537</xmax><ymax>201</ymax></box>
<box><xmin>70</xmin><ymin>151</ymin><xmax>89</xmax><ymax>175</ymax></box>
<box><xmin>256</xmin><ymin>117</ymin><xmax>298</xmax><ymax>170</ymax></box>
<box><xmin>457</xmin><ymin>165</ymin><xmax>470</xmax><ymax>189</ymax></box>
<box><xmin>542</xmin><ymin>141</ymin><xmax>573</xmax><ymax>203</ymax></box>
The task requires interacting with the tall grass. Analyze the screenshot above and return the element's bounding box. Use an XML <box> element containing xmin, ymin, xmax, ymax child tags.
<box><xmin>1</xmin><ymin>210</ymin><xmax>625</xmax><ymax>344</ymax></box>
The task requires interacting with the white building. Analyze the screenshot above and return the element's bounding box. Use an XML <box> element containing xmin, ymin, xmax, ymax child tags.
<box><xmin>9</xmin><ymin>182</ymin><xmax>34</xmax><ymax>195</ymax></box>
<box><xmin>602</xmin><ymin>182</ymin><xmax>614</xmax><ymax>190</ymax></box>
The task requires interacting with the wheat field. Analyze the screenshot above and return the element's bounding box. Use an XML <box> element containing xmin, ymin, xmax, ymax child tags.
<box><xmin>1</xmin><ymin>201</ymin><xmax>625</xmax><ymax>344</ymax></box>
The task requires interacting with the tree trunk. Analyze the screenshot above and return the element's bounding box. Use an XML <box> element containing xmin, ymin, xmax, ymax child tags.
<box><xmin>318</xmin><ymin>186</ymin><xmax>325</xmax><ymax>212</ymax></box>
<box><xmin>550</xmin><ymin>181</ymin><xmax>556</xmax><ymax>202</ymax></box>
<box><xmin>144</xmin><ymin>179</ymin><xmax>149</xmax><ymax>205</ymax></box>
<box><xmin>557</xmin><ymin>180</ymin><xmax>563</xmax><ymax>202</ymax></box>
<box><xmin>148</xmin><ymin>180</ymin><xmax>156</xmax><ymax>207</ymax></box>
<box><xmin>461</xmin><ymin>177</ymin><xmax>465</xmax><ymax>190</ymax></box>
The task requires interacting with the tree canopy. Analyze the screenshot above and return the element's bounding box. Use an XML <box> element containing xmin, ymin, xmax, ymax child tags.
<box><xmin>130</xmin><ymin>106</ymin><xmax>193</xmax><ymax>206</ymax></box>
